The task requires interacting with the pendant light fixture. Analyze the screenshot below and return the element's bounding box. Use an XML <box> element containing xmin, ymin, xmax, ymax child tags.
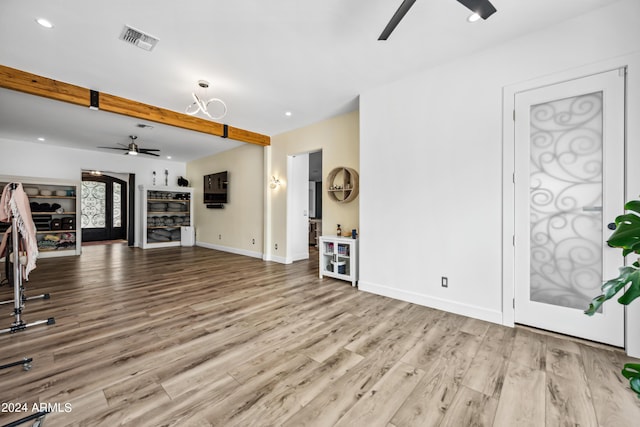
<box><xmin>185</xmin><ymin>80</ymin><xmax>227</xmax><ymax>120</ymax></box>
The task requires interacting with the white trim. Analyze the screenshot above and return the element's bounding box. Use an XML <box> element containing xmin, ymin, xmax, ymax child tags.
<box><xmin>359</xmin><ymin>280</ymin><xmax>503</xmax><ymax>325</ymax></box>
<box><xmin>263</xmin><ymin>254</ymin><xmax>289</xmax><ymax>264</ymax></box>
<box><xmin>196</xmin><ymin>241</ymin><xmax>263</xmax><ymax>259</ymax></box>
<box><xmin>263</xmin><ymin>146</ymin><xmax>273</xmax><ymax>261</ymax></box>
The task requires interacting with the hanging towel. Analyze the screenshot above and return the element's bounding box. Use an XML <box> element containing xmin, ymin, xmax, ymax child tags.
<box><xmin>0</xmin><ymin>183</ymin><xmax>39</xmax><ymax>279</ymax></box>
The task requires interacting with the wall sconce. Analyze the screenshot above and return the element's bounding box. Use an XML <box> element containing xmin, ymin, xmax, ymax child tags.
<box><xmin>269</xmin><ymin>176</ymin><xmax>281</xmax><ymax>189</ymax></box>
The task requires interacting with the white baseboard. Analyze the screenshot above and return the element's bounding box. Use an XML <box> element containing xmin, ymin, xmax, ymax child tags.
<box><xmin>358</xmin><ymin>280</ymin><xmax>503</xmax><ymax>325</ymax></box>
<box><xmin>263</xmin><ymin>254</ymin><xmax>289</xmax><ymax>264</ymax></box>
<box><xmin>196</xmin><ymin>241</ymin><xmax>263</xmax><ymax>259</ymax></box>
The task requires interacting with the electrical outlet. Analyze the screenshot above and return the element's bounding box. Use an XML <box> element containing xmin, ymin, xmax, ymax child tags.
<box><xmin>441</xmin><ymin>276</ymin><xmax>448</xmax><ymax>288</ymax></box>
<box><xmin>275</xmin><ymin>243</ymin><xmax>278</xmax><ymax>250</ymax></box>
<box><xmin>252</xmin><ymin>238</ymin><xmax>255</xmax><ymax>245</ymax></box>
<box><xmin>218</xmin><ymin>234</ymin><xmax>222</xmax><ymax>240</ymax></box>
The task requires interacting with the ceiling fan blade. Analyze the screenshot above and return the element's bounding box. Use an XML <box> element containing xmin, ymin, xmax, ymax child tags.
<box><xmin>97</xmin><ymin>146</ymin><xmax>128</xmax><ymax>151</ymax></box>
<box><xmin>378</xmin><ymin>0</ymin><xmax>417</xmax><ymax>41</ymax></box>
<box><xmin>139</xmin><ymin>148</ymin><xmax>161</xmax><ymax>152</ymax></box>
<box><xmin>140</xmin><ymin>151</ymin><xmax>160</xmax><ymax>157</ymax></box>
<box><xmin>457</xmin><ymin>0</ymin><xmax>497</xmax><ymax>20</ymax></box>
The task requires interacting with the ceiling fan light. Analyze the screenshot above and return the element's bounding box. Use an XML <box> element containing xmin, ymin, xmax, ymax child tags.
<box><xmin>467</xmin><ymin>12</ymin><xmax>481</xmax><ymax>22</ymax></box>
<box><xmin>128</xmin><ymin>150</ymin><xmax>138</xmax><ymax>156</ymax></box>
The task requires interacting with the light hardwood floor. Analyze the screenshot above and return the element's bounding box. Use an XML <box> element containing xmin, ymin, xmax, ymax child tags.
<box><xmin>1</xmin><ymin>244</ymin><xmax>639</xmax><ymax>426</ymax></box>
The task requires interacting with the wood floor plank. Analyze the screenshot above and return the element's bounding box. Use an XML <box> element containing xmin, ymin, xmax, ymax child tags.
<box><xmin>460</xmin><ymin>317</ymin><xmax>491</xmax><ymax>338</ymax></box>
<box><xmin>462</xmin><ymin>324</ymin><xmax>515</xmax><ymax>398</ymax></box>
<box><xmin>390</xmin><ymin>356</ymin><xmax>460</xmax><ymax>427</ymax></box>
<box><xmin>333</xmin><ymin>361</ymin><xmax>424</xmax><ymax>427</ymax></box>
<box><xmin>493</xmin><ymin>360</ymin><xmax>546</xmax><ymax>427</ymax></box>
<box><xmin>546</xmin><ymin>370</ymin><xmax>598</xmax><ymax>427</ymax></box>
<box><xmin>197</xmin><ymin>353</ymin><xmax>319</xmax><ymax>426</ymax></box>
<box><xmin>399</xmin><ymin>312</ymin><xmax>467</xmax><ymax>369</ymax></box>
<box><xmin>438</xmin><ymin>385</ymin><xmax>499</xmax><ymax>427</ymax></box>
<box><xmin>281</xmin><ymin>338</ymin><xmax>416</xmax><ymax>427</ymax></box>
<box><xmin>1</xmin><ymin>244</ymin><xmax>639</xmax><ymax>426</ymax></box>
<box><xmin>510</xmin><ymin>327</ymin><xmax>547</xmax><ymax>370</ymax></box>
<box><xmin>229</xmin><ymin>349</ymin><xmax>364</xmax><ymax>426</ymax></box>
<box><xmin>581</xmin><ymin>345</ymin><xmax>640</xmax><ymax>427</ymax></box>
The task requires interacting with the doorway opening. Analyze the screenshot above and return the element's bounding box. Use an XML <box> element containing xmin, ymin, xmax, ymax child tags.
<box><xmin>286</xmin><ymin>149</ymin><xmax>322</xmax><ymax>263</ymax></box>
<box><xmin>81</xmin><ymin>171</ymin><xmax>133</xmax><ymax>244</ymax></box>
<box><xmin>309</xmin><ymin>151</ymin><xmax>323</xmax><ymax>247</ymax></box>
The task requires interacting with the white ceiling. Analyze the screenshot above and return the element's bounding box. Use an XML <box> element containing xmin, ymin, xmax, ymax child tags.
<box><xmin>0</xmin><ymin>0</ymin><xmax>620</xmax><ymax>162</ymax></box>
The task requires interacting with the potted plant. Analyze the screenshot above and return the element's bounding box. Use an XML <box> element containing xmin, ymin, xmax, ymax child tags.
<box><xmin>585</xmin><ymin>199</ymin><xmax>640</xmax><ymax>397</ymax></box>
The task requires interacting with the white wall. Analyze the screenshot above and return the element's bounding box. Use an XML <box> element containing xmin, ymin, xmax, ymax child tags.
<box><xmin>267</xmin><ymin>111</ymin><xmax>359</xmax><ymax>263</ymax></box>
<box><xmin>359</xmin><ymin>0</ymin><xmax>640</xmax><ymax>327</ymax></box>
<box><xmin>186</xmin><ymin>143</ymin><xmax>264</xmax><ymax>258</ymax></box>
<box><xmin>0</xmin><ymin>138</ymin><xmax>185</xmax><ymax>247</ymax></box>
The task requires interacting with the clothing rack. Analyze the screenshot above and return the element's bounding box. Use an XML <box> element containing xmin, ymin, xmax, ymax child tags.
<box><xmin>2</xmin><ymin>411</ymin><xmax>49</xmax><ymax>427</ymax></box>
<box><xmin>0</xmin><ymin>182</ymin><xmax>54</xmax><ymax>334</ymax></box>
<box><xmin>0</xmin><ymin>183</ymin><xmax>52</xmax><ymax>427</ymax></box>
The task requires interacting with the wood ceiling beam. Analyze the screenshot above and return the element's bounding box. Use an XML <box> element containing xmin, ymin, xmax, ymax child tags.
<box><xmin>0</xmin><ymin>65</ymin><xmax>270</xmax><ymax>146</ymax></box>
<box><xmin>0</xmin><ymin>64</ymin><xmax>89</xmax><ymax>106</ymax></box>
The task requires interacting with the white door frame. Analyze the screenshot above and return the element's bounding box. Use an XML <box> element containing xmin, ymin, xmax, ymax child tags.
<box><xmin>502</xmin><ymin>58</ymin><xmax>640</xmax><ymax>356</ymax></box>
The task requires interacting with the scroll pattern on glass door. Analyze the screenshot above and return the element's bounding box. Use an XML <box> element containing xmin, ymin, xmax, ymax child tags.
<box><xmin>81</xmin><ymin>181</ymin><xmax>107</xmax><ymax>228</ymax></box>
<box><xmin>529</xmin><ymin>91</ymin><xmax>603</xmax><ymax>310</ymax></box>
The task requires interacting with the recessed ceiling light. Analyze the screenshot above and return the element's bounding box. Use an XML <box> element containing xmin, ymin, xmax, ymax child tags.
<box><xmin>285</xmin><ymin>111</ymin><xmax>292</xmax><ymax>117</ymax></box>
<box><xmin>35</xmin><ymin>18</ymin><xmax>54</xmax><ymax>29</ymax></box>
<box><xmin>166</xmin><ymin>156</ymin><xmax>172</xmax><ymax>160</ymax></box>
<box><xmin>37</xmin><ymin>137</ymin><xmax>45</xmax><ymax>141</ymax></box>
<box><xmin>467</xmin><ymin>13</ymin><xmax>481</xmax><ymax>23</ymax></box>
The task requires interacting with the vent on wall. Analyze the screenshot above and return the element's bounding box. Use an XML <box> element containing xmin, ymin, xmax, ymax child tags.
<box><xmin>119</xmin><ymin>25</ymin><xmax>159</xmax><ymax>51</ymax></box>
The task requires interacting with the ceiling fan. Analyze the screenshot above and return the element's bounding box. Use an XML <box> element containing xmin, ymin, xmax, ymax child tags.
<box><xmin>98</xmin><ymin>135</ymin><xmax>160</xmax><ymax>157</ymax></box>
<box><xmin>379</xmin><ymin>0</ymin><xmax>497</xmax><ymax>40</ymax></box>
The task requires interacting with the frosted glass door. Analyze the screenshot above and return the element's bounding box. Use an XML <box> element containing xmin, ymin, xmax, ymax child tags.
<box><xmin>528</xmin><ymin>92</ymin><xmax>603</xmax><ymax>310</ymax></box>
<box><xmin>514</xmin><ymin>69</ymin><xmax>625</xmax><ymax>346</ymax></box>
<box><xmin>82</xmin><ymin>181</ymin><xmax>106</xmax><ymax>228</ymax></box>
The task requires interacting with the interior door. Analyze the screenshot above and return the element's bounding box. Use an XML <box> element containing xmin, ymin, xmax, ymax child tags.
<box><xmin>514</xmin><ymin>69</ymin><xmax>625</xmax><ymax>346</ymax></box>
<box><xmin>81</xmin><ymin>175</ymin><xmax>127</xmax><ymax>242</ymax></box>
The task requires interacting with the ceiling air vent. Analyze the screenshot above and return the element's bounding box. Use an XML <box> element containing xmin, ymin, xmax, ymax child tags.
<box><xmin>119</xmin><ymin>25</ymin><xmax>159</xmax><ymax>52</ymax></box>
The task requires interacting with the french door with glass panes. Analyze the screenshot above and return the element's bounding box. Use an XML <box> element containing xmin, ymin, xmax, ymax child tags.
<box><xmin>514</xmin><ymin>69</ymin><xmax>625</xmax><ymax>346</ymax></box>
<box><xmin>81</xmin><ymin>175</ymin><xmax>127</xmax><ymax>242</ymax></box>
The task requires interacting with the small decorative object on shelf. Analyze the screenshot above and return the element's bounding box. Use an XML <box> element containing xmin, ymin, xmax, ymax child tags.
<box><xmin>352</xmin><ymin>229</ymin><xmax>357</xmax><ymax>239</ymax></box>
<box><xmin>337</xmin><ymin>224</ymin><xmax>342</xmax><ymax>236</ymax></box>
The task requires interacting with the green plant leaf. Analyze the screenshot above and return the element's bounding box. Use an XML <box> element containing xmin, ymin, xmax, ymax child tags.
<box><xmin>625</xmin><ymin>200</ymin><xmax>640</xmax><ymax>214</ymax></box>
<box><xmin>584</xmin><ymin>266</ymin><xmax>640</xmax><ymax>315</ymax></box>
<box><xmin>617</xmin><ymin>267</ymin><xmax>640</xmax><ymax>305</ymax></box>
<box><xmin>609</xmin><ymin>213</ymin><xmax>640</xmax><ymax>250</ymax></box>
<box><xmin>622</xmin><ymin>363</ymin><xmax>640</xmax><ymax>398</ymax></box>
<box><xmin>585</xmin><ymin>199</ymin><xmax>640</xmax><ymax>400</ymax></box>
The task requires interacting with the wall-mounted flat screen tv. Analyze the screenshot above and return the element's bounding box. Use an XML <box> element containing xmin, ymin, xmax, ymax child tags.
<box><xmin>204</xmin><ymin>171</ymin><xmax>228</xmax><ymax>204</ymax></box>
